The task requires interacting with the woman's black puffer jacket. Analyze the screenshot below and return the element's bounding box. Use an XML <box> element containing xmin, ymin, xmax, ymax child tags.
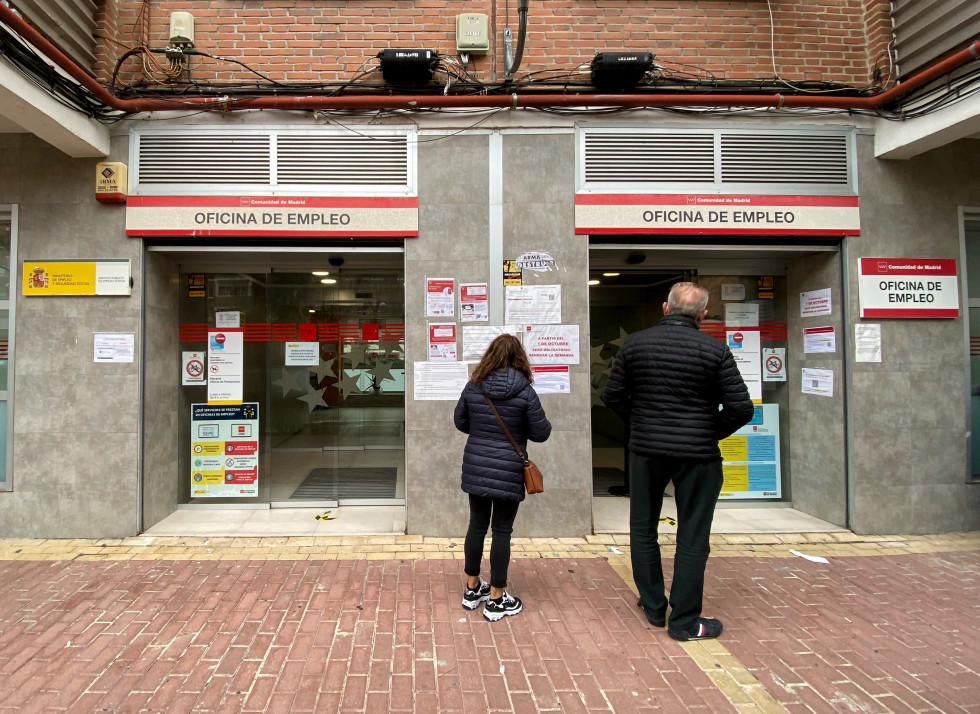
<box><xmin>454</xmin><ymin>366</ymin><xmax>552</xmax><ymax>501</ymax></box>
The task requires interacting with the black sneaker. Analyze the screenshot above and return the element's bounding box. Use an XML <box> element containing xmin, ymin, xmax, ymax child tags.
<box><xmin>483</xmin><ymin>591</ymin><xmax>522</xmax><ymax>621</ymax></box>
<box><xmin>637</xmin><ymin>600</ymin><xmax>666</xmax><ymax>627</ymax></box>
<box><xmin>668</xmin><ymin>617</ymin><xmax>723</xmax><ymax>641</ymax></box>
<box><xmin>462</xmin><ymin>578</ymin><xmax>491</xmax><ymax>610</ymax></box>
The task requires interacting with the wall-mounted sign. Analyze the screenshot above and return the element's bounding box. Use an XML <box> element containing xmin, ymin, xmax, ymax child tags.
<box><xmin>125</xmin><ymin>196</ymin><xmax>418</xmax><ymax>237</ymax></box>
<box><xmin>858</xmin><ymin>258</ymin><xmax>959</xmax><ymax>318</ymax></box>
<box><xmin>190</xmin><ymin>403</ymin><xmax>259</xmax><ymax>498</ymax></box>
<box><xmin>22</xmin><ymin>260</ymin><xmax>131</xmax><ymax>296</ymax></box>
<box><xmin>95</xmin><ymin>162</ymin><xmax>128</xmax><ymax>204</ymax></box>
<box><xmin>574</xmin><ymin>194</ymin><xmax>860</xmax><ymax>236</ymax></box>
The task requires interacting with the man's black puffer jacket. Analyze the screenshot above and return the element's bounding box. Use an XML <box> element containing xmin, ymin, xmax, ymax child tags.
<box><xmin>602</xmin><ymin>314</ymin><xmax>754</xmax><ymax>462</ymax></box>
<box><xmin>454</xmin><ymin>366</ymin><xmax>552</xmax><ymax>501</ymax></box>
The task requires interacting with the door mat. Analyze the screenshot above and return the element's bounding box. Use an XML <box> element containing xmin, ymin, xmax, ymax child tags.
<box><xmin>593</xmin><ymin>467</ymin><xmax>627</xmax><ymax>497</ymax></box>
<box><xmin>290</xmin><ymin>467</ymin><xmax>398</xmax><ymax>500</ymax></box>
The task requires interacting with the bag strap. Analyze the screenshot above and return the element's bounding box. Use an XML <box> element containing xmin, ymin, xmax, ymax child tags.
<box><xmin>484</xmin><ymin>395</ymin><xmax>530</xmax><ymax>465</ymax></box>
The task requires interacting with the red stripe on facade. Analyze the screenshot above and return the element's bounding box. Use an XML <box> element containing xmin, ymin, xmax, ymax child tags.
<box><xmin>575</xmin><ymin>194</ymin><xmax>859</xmax><ymax>207</ymax></box>
<box><xmin>128</xmin><ymin>196</ymin><xmax>418</xmax><ymax>208</ymax></box>
<box><xmin>574</xmin><ymin>227</ymin><xmax>860</xmax><ymax>236</ymax></box>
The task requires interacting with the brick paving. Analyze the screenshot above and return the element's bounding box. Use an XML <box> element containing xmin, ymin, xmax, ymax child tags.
<box><xmin>0</xmin><ymin>533</ymin><xmax>977</xmax><ymax>713</ymax></box>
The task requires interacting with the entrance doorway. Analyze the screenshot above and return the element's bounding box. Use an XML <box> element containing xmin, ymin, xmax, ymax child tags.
<box><xmin>173</xmin><ymin>249</ymin><xmax>405</xmax><ymax>507</ymax></box>
<box><xmin>588</xmin><ymin>246</ymin><xmax>794</xmax><ymax>504</ymax></box>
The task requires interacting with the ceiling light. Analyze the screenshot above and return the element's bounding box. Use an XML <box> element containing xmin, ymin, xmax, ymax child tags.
<box><xmin>312</xmin><ymin>271</ymin><xmax>330</xmax><ymax>276</ymax></box>
<box><xmin>603</xmin><ymin>272</ymin><xmax>620</xmax><ymax>277</ymax></box>
<box><xmin>588</xmin><ymin>279</ymin><xmax>601</xmax><ymax>286</ymax></box>
<box><xmin>590</xmin><ymin>52</ymin><xmax>654</xmax><ymax>90</ymax></box>
<box><xmin>320</xmin><ymin>278</ymin><xmax>337</xmax><ymax>284</ymax></box>
<box><xmin>308</xmin><ymin>309</ymin><xmax>316</xmax><ymax>313</ymax></box>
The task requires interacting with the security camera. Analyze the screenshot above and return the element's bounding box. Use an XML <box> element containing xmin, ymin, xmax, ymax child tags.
<box><xmin>328</xmin><ymin>256</ymin><xmax>345</xmax><ymax>267</ymax></box>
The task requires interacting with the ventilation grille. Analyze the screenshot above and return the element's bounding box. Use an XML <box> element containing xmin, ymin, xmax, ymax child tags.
<box><xmin>720</xmin><ymin>134</ymin><xmax>848</xmax><ymax>184</ymax></box>
<box><xmin>581</xmin><ymin>128</ymin><xmax>853</xmax><ymax>191</ymax></box>
<box><xmin>135</xmin><ymin>131</ymin><xmax>413</xmax><ymax>192</ymax></box>
<box><xmin>585</xmin><ymin>133</ymin><xmax>715</xmax><ymax>183</ymax></box>
<box><xmin>892</xmin><ymin>0</ymin><xmax>980</xmax><ymax>78</ymax></box>
<box><xmin>277</xmin><ymin>136</ymin><xmax>409</xmax><ymax>185</ymax></box>
<box><xmin>138</xmin><ymin>135</ymin><xmax>272</xmax><ymax>184</ymax></box>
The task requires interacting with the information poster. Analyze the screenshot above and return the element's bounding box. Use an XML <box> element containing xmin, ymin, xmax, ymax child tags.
<box><xmin>524</xmin><ymin>325</ymin><xmax>580</xmax><ymax>364</ymax></box>
<box><xmin>207</xmin><ymin>328</ymin><xmax>244</xmax><ymax>404</ymax></box>
<box><xmin>285</xmin><ymin>342</ymin><xmax>319</xmax><ymax>366</ymax></box>
<box><xmin>855</xmin><ymin>324</ymin><xmax>882</xmax><ymax>362</ymax></box>
<box><xmin>461</xmin><ymin>326</ymin><xmax>523</xmax><ymax>361</ymax></box>
<box><xmin>530</xmin><ymin>365</ymin><xmax>570</xmax><ymax>394</ymax></box>
<box><xmin>428</xmin><ymin>322</ymin><xmax>458</xmax><ymax>361</ymax></box>
<box><xmin>719</xmin><ymin>404</ymin><xmax>781</xmax><ymax>499</ymax></box>
<box><xmin>801</xmin><ymin>288</ymin><xmax>832</xmax><ymax>317</ymax></box>
<box><xmin>94</xmin><ymin>333</ymin><xmax>135</xmax><ymax>363</ymax></box>
<box><xmin>426</xmin><ymin>277</ymin><xmax>455</xmax><ymax>317</ymax></box>
<box><xmin>762</xmin><ymin>347</ymin><xmax>786</xmax><ymax>382</ymax></box>
<box><xmin>802</xmin><ymin>367</ymin><xmax>834</xmax><ymax>397</ymax></box>
<box><xmin>504</xmin><ymin>285</ymin><xmax>561</xmax><ymax>324</ymax></box>
<box><xmin>803</xmin><ymin>326</ymin><xmax>836</xmax><ymax>353</ymax></box>
<box><xmin>190</xmin><ymin>402</ymin><xmax>259</xmax><ymax>498</ymax></box>
<box><xmin>459</xmin><ymin>283</ymin><xmax>488</xmax><ymax>322</ymax></box>
<box><xmin>413</xmin><ymin>361</ymin><xmax>469</xmax><ymax>400</ymax></box>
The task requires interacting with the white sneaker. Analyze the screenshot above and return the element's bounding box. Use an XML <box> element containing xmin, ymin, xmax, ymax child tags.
<box><xmin>462</xmin><ymin>578</ymin><xmax>491</xmax><ymax>610</ymax></box>
<box><xmin>483</xmin><ymin>591</ymin><xmax>522</xmax><ymax>621</ymax></box>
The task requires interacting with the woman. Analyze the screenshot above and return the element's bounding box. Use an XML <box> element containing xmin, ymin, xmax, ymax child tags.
<box><xmin>454</xmin><ymin>334</ymin><xmax>552</xmax><ymax>621</ymax></box>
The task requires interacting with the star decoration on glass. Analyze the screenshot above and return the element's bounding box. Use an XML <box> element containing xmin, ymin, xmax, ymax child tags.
<box><xmin>609</xmin><ymin>327</ymin><xmax>629</xmax><ymax>348</ymax></box>
<box><xmin>336</xmin><ymin>370</ymin><xmax>363</xmax><ymax>398</ymax></box>
<box><xmin>273</xmin><ymin>367</ymin><xmax>306</xmax><ymax>397</ymax></box>
<box><xmin>369</xmin><ymin>360</ymin><xmax>394</xmax><ymax>383</ymax></box>
<box><xmin>296</xmin><ymin>383</ymin><xmax>328</xmax><ymax>413</ymax></box>
<box><xmin>590</xmin><ymin>343</ymin><xmax>608</xmax><ymax>364</ymax></box>
<box><xmin>378</xmin><ymin>340</ymin><xmax>402</xmax><ymax>358</ymax></box>
<box><xmin>345</xmin><ymin>343</ymin><xmax>367</xmax><ymax>368</ymax></box>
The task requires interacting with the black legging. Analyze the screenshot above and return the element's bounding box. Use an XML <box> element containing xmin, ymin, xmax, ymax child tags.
<box><xmin>463</xmin><ymin>494</ymin><xmax>521</xmax><ymax>589</ymax></box>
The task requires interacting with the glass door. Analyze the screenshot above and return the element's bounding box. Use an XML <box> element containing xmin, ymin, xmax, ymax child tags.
<box><xmin>178</xmin><ymin>257</ymin><xmax>405</xmax><ymax>506</ymax></box>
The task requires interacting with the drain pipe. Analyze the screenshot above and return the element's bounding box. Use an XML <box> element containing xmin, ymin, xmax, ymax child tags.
<box><xmin>2</xmin><ymin>3</ymin><xmax>979</xmax><ymax>114</ymax></box>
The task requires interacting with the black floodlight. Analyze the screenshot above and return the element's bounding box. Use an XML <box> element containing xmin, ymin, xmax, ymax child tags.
<box><xmin>378</xmin><ymin>49</ymin><xmax>438</xmax><ymax>86</ymax></box>
<box><xmin>590</xmin><ymin>52</ymin><xmax>654</xmax><ymax>90</ymax></box>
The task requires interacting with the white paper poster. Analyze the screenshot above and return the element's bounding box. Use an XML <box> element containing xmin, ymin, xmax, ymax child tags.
<box><xmin>215</xmin><ymin>311</ymin><xmax>242</xmax><ymax>328</ymax></box>
<box><xmin>531</xmin><ymin>365</ymin><xmax>570</xmax><ymax>394</ymax></box>
<box><xmin>94</xmin><ymin>333</ymin><xmax>135</xmax><ymax>363</ymax></box>
<box><xmin>524</xmin><ymin>325</ymin><xmax>580</xmax><ymax>365</ymax></box>
<box><xmin>428</xmin><ymin>322</ymin><xmax>458</xmax><ymax>361</ymax></box>
<box><xmin>762</xmin><ymin>347</ymin><xmax>786</xmax><ymax>382</ymax></box>
<box><xmin>801</xmin><ymin>288</ymin><xmax>832</xmax><ymax>317</ymax></box>
<box><xmin>459</xmin><ymin>283</ymin><xmax>488</xmax><ymax>322</ymax></box>
<box><xmin>413</xmin><ymin>361</ymin><xmax>470</xmax><ymax>400</ymax></box>
<box><xmin>725</xmin><ymin>302</ymin><xmax>759</xmax><ymax>327</ymax></box>
<box><xmin>855</xmin><ymin>324</ymin><xmax>882</xmax><ymax>363</ymax></box>
<box><xmin>461</xmin><ymin>325</ymin><xmax>523</xmax><ymax>362</ymax></box>
<box><xmin>722</xmin><ymin>283</ymin><xmax>746</xmax><ymax>301</ymax></box>
<box><xmin>802</xmin><ymin>367</ymin><xmax>834</xmax><ymax>397</ymax></box>
<box><xmin>727</xmin><ymin>326</ymin><xmax>762</xmax><ymax>402</ymax></box>
<box><xmin>504</xmin><ymin>285</ymin><xmax>561</xmax><ymax>324</ymax></box>
<box><xmin>285</xmin><ymin>342</ymin><xmax>320</xmax><ymax>366</ymax></box>
<box><xmin>207</xmin><ymin>328</ymin><xmax>244</xmax><ymax>404</ymax></box>
<box><xmin>803</xmin><ymin>326</ymin><xmax>836</xmax><ymax>354</ymax></box>
<box><xmin>426</xmin><ymin>277</ymin><xmax>455</xmax><ymax>317</ymax></box>
<box><xmin>190</xmin><ymin>402</ymin><xmax>259</xmax><ymax>498</ymax></box>
<box><xmin>182</xmin><ymin>351</ymin><xmax>206</xmax><ymax>385</ymax></box>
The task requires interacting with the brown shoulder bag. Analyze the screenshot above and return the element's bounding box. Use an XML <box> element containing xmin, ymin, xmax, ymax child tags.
<box><xmin>485</xmin><ymin>396</ymin><xmax>544</xmax><ymax>494</ymax></box>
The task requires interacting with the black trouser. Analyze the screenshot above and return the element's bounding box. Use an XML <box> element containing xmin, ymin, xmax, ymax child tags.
<box><xmin>464</xmin><ymin>494</ymin><xmax>520</xmax><ymax>589</ymax></box>
<box><xmin>629</xmin><ymin>452</ymin><xmax>723</xmax><ymax>633</ymax></box>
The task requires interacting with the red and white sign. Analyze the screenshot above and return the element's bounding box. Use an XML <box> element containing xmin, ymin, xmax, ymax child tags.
<box><xmin>126</xmin><ymin>195</ymin><xmax>418</xmax><ymax>237</ymax></box>
<box><xmin>858</xmin><ymin>258</ymin><xmax>959</xmax><ymax>318</ymax></box>
<box><xmin>574</xmin><ymin>194</ymin><xmax>860</xmax><ymax>235</ymax></box>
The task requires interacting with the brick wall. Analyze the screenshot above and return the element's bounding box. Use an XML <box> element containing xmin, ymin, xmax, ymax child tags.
<box><xmin>99</xmin><ymin>0</ymin><xmax>892</xmax><ymax>91</ymax></box>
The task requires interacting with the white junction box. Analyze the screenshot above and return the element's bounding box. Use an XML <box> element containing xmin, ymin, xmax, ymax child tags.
<box><xmin>456</xmin><ymin>13</ymin><xmax>489</xmax><ymax>52</ymax></box>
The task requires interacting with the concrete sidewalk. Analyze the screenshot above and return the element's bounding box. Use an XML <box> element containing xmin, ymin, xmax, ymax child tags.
<box><xmin>1</xmin><ymin>531</ymin><xmax>978</xmax><ymax>712</ymax></box>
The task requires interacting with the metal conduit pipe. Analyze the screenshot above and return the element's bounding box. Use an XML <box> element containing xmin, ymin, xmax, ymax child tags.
<box><xmin>2</xmin><ymin>3</ymin><xmax>978</xmax><ymax>115</ymax></box>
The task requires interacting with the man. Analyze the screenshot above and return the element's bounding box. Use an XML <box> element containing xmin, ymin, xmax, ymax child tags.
<box><xmin>602</xmin><ymin>282</ymin><xmax>753</xmax><ymax>641</ymax></box>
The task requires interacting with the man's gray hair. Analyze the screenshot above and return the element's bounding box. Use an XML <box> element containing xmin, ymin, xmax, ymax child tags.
<box><xmin>667</xmin><ymin>282</ymin><xmax>709</xmax><ymax>318</ymax></box>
